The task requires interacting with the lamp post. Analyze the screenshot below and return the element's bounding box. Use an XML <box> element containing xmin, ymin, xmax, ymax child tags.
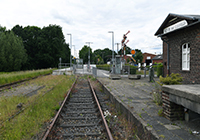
<box><xmin>72</xmin><ymin>45</ymin><xmax>75</xmax><ymax>64</ymax></box>
<box><xmin>115</xmin><ymin>43</ymin><xmax>120</xmax><ymax>55</ymax></box>
<box><xmin>67</xmin><ymin>34</ymin><xmax>72</xmax><ymax>70</ymax></box>
<box><xmin>108</xmin><ymin>31</ymin><xmax>114</xmax><ymax>62</ymax></box>
<box><xmin>108</xmin><ymin>31</ymin><xmax>114</xmax><ymax>73</ymax></box>
<box><xmin>86</xmin><ymin>42</ymin><xmax>93</xmax><ymax>70</ymax></box>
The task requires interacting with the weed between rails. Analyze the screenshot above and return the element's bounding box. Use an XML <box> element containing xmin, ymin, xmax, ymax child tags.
<box><xmin>0</xmin><ymin>75</ymin><xmax>75</xmax><ymax>140</ymax></box>
<box><xmin>90</xmin><ymin>79</ymin><xmax>137</xmax><ymax>140</ymax></box>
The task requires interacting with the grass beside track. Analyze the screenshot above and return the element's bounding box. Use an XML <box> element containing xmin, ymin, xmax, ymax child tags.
<box><xmin>0</xmin><ymin>75</ymin><xmax>75</xmax><ymax>140</ymax></box>
<box><xmin>0</xmin><ymin>69</ymin><xmax>55</xmax><ymax>85</ymax></box>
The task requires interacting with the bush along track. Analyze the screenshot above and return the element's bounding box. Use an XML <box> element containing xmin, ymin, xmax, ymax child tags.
<box><xmin>0</xmin><ymin>75</ymin><xmax>75</xmax><ymax>140</ymax></box>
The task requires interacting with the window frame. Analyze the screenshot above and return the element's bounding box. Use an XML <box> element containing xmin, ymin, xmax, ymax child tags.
<box><xmin>182</xmin><ymin>43</ymin><xmax>190</xmax><ymax>71</ymax></box>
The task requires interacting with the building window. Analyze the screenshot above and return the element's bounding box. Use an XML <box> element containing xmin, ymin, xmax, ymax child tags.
<box><xmin>182</xmin><ymin>43</ymin><xmax>190</xmax><ymax>70</ymax></box>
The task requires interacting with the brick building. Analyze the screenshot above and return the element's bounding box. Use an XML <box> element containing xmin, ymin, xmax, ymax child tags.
<box><xmin>142</xmin><ymin>53</ymin><xmax>156</xmax><ymax>65</ymax></box>
<box><xmin>155</xmin><ymin>13</ymin><xmax>200</xmax><ymax>84</ymax></box>
<box><xmin>152</xmin><ymin>54</ymin><xmax>163</xmax><ymax>64</ymax></box>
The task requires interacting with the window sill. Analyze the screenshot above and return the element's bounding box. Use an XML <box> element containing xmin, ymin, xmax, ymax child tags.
<box><xmin>182</xmin><ymin>70</ymin><xmax>190</xmax><ymax>72</ymax></box>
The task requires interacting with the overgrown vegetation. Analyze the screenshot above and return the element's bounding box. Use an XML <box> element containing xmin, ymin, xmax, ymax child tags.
<box><xmin>125</xmin><ymin>64</ymin><xmax>137</xmax><ymax>74</ymax></box>
<box><xmin>158</xmin><ymin>109</ymin><xmax>164</xmax><ymax>117</ymax></box>
<box><xmin>0</xmin><ymin>69</ymin><xmax>54</xmax><ymax>85</ymax></box>
<box><xmin>0</xmin><ymin>75</ymin><xmax>75</xmax><ymax>140</ymax></box>
<box><xmin>151</xmin><ymin>73</ymin><xmax>183</xmax><ymax>107</ymax></box>
<box><xmin>153</xmin><ymin>63</ymin><xmax>163</xmax><ymax>77</ymax></box>
<box><xmin>158</xmin><ymin>73</ymin><xmax>183</xmax><ymax>85</ymax></box>
<box><xmin>90</xmin><ymin>79</ymin><xmax>137</xmax><ymax>139</ymax></box>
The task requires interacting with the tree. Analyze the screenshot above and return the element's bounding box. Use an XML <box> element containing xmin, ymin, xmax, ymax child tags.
<box><xmin>133</xmin><ymin>49</ymin><xmax>143</xmax><ymax>63</ymax></box>
<box><xmin>102</xmin><ymin>48</ymin><xmax>113</xmax><ymax>63</ymax></box>
<box><xmin>12</xmin><ymin>24</ymin><xmax>70</xmax><ymax>69</ymax></box>
<box><xmin>36</xmin><ymin>24</ymin><xmax>70</xmax><ymax>69</ymax></box>
<box><xmin>0</xmin><ymin>31</ymin><xmax>27</xmax><ymax>71</ymax></box>
<box><xmin>0</xmin><ymin>25</ymin><xmax>6</xmax><ymax>33</ymax></box>
<box><xmin>94</xmin><ymin>54</ymin><xmax>104</xmax><ymax>64</ymax></box>
<box><xmin>79</xmin><ymin>45</ymin><xmax>92</xmax><ymax>64</ymax></box>
<box><xmin>118</xmin><ymin>46</ymin><xmax>131</xmax><ymax>55</ymax></box>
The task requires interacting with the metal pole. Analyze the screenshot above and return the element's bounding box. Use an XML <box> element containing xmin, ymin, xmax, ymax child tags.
<box><xmin>108</xmin><ymin>31</ymin><xmax>114</xmax><ymax>73</ymax></box>
<box><xmin>115</xmin><ymin>43</ymin><xmax>120</xmax><ymax>55</ymax></box>
<box><xmin>86</xmin><ymin>42</ymin><xmax>93</xmax><ymax>71</ymax></box>
<box><xmin>67</xmin><ymin>34</ymin><xmax>72</xmax><ymax>70</ymax></box>
<box><xmin>108</xmin><ymin>31</ymin><xmax>114</xmax><ymax>60</ymax></box>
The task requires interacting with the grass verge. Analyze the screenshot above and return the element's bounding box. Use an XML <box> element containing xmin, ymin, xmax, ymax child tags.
<box><xmin>0</xmin><ymin>69</ymin><xmax>55</xmax><ymax>85</ymax></box>
<box><xmin>0</xmin><ymin>75</ymin><xmax>75</xmax><ymax>140</ymax></box>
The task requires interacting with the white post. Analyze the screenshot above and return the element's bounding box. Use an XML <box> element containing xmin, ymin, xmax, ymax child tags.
<box><xmin>138</xmin><ymin>63</ymin><xmax>141</xmax><ymax>71</ymax></box>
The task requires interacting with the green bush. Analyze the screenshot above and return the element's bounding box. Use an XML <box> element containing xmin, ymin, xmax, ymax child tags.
<box><xmin>157</xmin><ymin>66</ymin><xmax>162</xmax><ymax>77</ymax></box>
<box><xmin>156</xmin><ymin>64</ymin><xmax>163</xmax><ymax>77</ymax></box>
<box><xmin>125</xmin><ymin>64</ymin><xmax>137</xmax><ymax>74</ymax></box>
<box><xmin>158</xmin><ymin>73</ymin><xmax>183</xmax><ymax>85</ymax></box>
<box><xmin>96</xmin><ymin>64</ymin><xmax>110</xmax><ymax>71</ymax></box>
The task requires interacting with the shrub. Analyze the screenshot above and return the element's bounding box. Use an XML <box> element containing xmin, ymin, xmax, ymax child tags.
<box><xmin>158</xmin><ymin>73</ymin><xmax>183</xmax><ymax>85</ymax></box>
<box><xmin>125</xmin><ymin>64</ymin><xmax>137</xmax><ymax>74</ymax></box>
<box><xmin>157</xmin><ymin>64</ymin><xmax>163</xmax><ymax>77</ymax></box>
<box><xmin>96</xmin><ymin>64</ymin><xmax>110</xmax><ymax>71</ymax></box>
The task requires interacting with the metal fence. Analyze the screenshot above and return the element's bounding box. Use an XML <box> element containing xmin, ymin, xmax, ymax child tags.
<box><xmin>58</xmin><ymin>63</ymin><xmax>70</xmax><ymax>69</ymax></box>
<box><xmin>94</xmin><ymin>64</ymin><xmax>163</xmax><ymax>79</ymax></box>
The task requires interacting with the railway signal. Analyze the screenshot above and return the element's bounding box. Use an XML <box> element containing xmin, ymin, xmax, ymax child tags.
<box><xmin>121</xmin><ymin>31</ymin><xmax>130</xmax><ymax>56</ymax></box>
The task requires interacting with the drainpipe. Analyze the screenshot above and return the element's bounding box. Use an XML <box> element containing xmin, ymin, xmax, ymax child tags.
<box><xmin>162</xmin><ymin>39</ymin><xmax>170</xmax><ymax>75</ymax></box>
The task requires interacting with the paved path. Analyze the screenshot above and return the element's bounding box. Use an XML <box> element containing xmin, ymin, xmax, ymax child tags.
<box><xmin>98</xmin><ymin>77</ymin><xmax>200</xmax><ymax>140</ymax></box>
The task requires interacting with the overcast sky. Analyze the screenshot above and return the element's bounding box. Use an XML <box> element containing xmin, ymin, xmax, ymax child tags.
<box><xmin>1</xmin><ymin>0</ymin><xmax>200</xmax><ymax>58</ymax></box>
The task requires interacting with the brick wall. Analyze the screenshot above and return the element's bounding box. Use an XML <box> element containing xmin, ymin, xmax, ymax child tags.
<box><xmin>162</xmin><ymin>92</ymin><xmax>184</xmax><ymax>121</ymax></box>
<box><xmin>152</xmin><ymin>59</ymin><xmax>162</xmax><ymax>64</ymax></box>
<box><xmin>142</xmin><ymin>53</ymin><xmax>156</xmax><ymax>63</ymax></box>
<box><xmin>162</xmin><ymin>42</ymin><xmax>168</xmax><ymax>76</ymax></box>
<box><xmin>162</xmin><ymin>23</ymin><xmax>200</xmax><ymax>84</ymax></box>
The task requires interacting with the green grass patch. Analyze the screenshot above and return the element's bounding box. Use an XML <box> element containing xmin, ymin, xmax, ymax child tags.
<box><xmin>0</xmin><ymin>69</ymin><xmax>55</xmax><ymax>85</ymax></box>
<box><xmin>0</xmin><ymin>75</ymin><xmax>75</xmax><ymax>140</ymax></box>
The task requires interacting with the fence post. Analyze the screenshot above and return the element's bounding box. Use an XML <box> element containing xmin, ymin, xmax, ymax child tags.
<box><xmin>93</xmin><ymin>67</ymin><xmax>97</xmax><ymax>78</ymax></box>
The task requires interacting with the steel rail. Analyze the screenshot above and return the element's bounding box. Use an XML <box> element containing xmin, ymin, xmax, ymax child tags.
<box><xmin>42</xmin><ymin>77</ymin><xmax>77</xmax><ymax>140</ymax></box>
<box><xmin>88</xmin><ymin>79</ymin><xmax>114</xmax><ymax>140</ymax></box>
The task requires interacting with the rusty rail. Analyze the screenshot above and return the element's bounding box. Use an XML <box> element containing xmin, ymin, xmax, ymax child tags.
<box><xmin>88</xmin><ymin>79</ymin><xmax>114</xmax><ymax>140</ymax></box>
<box><xmin>42</xmin><ymin>77</ymin><xmax>77</xmax><ymax>140</ymax></box>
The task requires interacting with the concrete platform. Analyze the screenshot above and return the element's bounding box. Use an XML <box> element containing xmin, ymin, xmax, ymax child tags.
<box><xmin>98</xmin><ymin>77</ymin><xmax>200</xmax><ymax>140</ymax></box>
<box><xmin>162</xmin><ymin>84</ymin><xmax>200</xmax><ymax>117</ymax></box>
<box><xmin>52</xmin><ymin>68</ymin><xmax>74</xmax><ymax>75</ymax></box>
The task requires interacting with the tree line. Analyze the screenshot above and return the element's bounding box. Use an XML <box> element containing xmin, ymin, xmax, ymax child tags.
<box><xmin>79</xmin><ymin>45</ymin><xmax>143</xmax><ymax>64</ymax></box>
<box><xmin>0</xmin><ymin>25</ymin><xmax>70</xmax><ymax>72</ymax></box>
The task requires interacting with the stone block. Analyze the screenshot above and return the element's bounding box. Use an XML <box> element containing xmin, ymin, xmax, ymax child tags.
<box><xmin>128</xmin><ymin>74</ymin><xmax>141</xmax><ymax>80</ymax></box>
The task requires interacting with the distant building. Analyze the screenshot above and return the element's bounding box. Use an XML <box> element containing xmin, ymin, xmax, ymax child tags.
<box><xmin>155</xmin><ymin>13</ymin><xmax>200</xmax><ymax>84</ymax></box>
<box><xmin>152</xmin><ymin>54</ymin><xmax>163</xmax><ymax>64</ymax></box>
<box><xmin>142</xmin><ymin>53</ymin><xmax>156</xmax><ymax>65</ymax></box>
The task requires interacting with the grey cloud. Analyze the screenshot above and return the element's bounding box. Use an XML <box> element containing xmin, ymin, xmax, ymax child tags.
<box><xmin>51</xmin><ymin>10</ymin><xmax>72</xmax><ymax>25</ymax></box>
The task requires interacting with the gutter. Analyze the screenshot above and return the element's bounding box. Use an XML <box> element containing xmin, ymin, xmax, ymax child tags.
<box><xmin>162</xmin><ymin>39</ymin><xmax>169</xmax><ymax>75</ymax></box>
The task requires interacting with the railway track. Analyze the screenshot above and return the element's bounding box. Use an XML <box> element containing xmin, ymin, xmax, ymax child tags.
<box><xmin>43</xmin><ymin>77</ymin><xmax>113</xmax><ymax>140</ymax></box>
<box><xmin>0</xmin><ymin>73</ymin><xmax>51</xmax><ymax>92</ymax></box>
